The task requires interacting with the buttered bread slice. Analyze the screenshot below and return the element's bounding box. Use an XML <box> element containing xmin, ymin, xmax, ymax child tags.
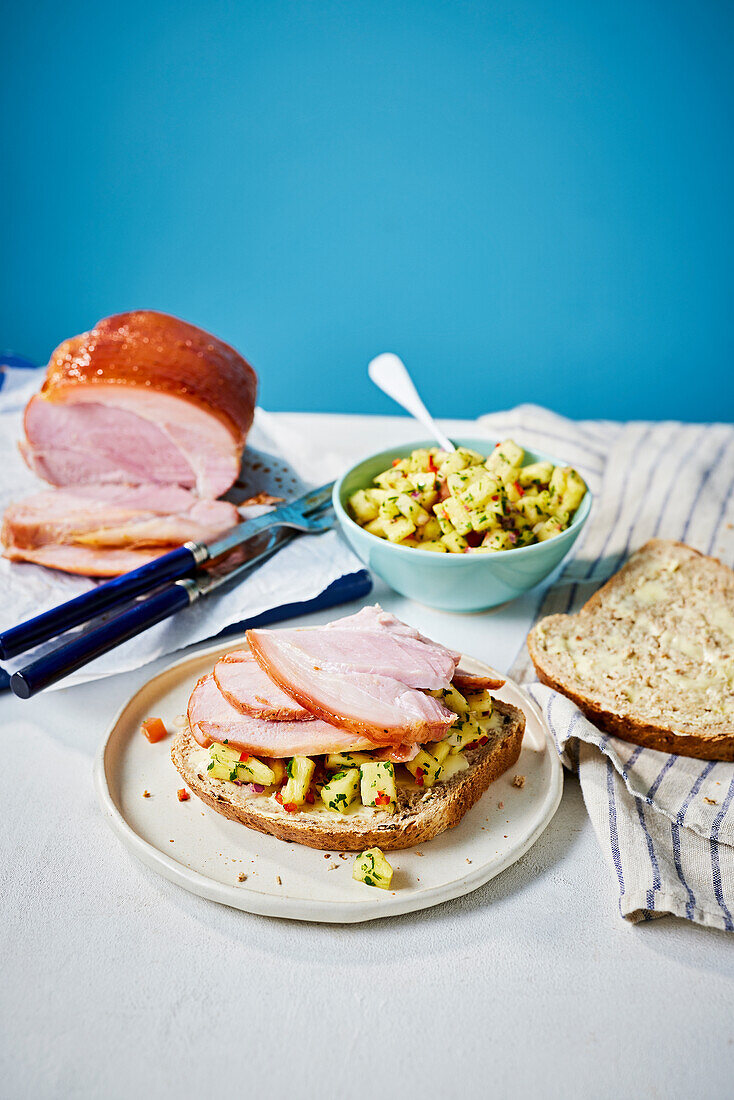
<box><xmin>527</xmin><ymin>540</ymin><xmax>734</xmax><ymax>760</ymax></box>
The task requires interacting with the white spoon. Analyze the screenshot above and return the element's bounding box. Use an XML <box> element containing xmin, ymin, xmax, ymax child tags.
<box><xmin>367</xmin><ymin>353</ymin><xmax>455</xmax><ymax>453</ymax></box>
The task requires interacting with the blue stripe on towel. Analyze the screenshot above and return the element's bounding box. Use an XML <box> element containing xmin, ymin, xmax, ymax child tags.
<box><xmin>711</xmin><ymin>775</ymin><xmax>734</xmax><ymax>931</ymax></box>
<box><xmin>707</xmin><ymin>453</ymin><xmax>734</xmax><ymax>555</ymax></box>
<box><xmin>671</xmin><ymin>821</ymin><xmax>697</xmax><ymax>917</ymax></box>
<box><xmin>646</xmin><ymin>755</ymin><xmax>676</xmax><ymax>801</ymax></box>
<box><xmin>635</xmin><ymin>798</ymin><xmax>661</xmax><ymax>910</ymax></box>
<box><xmin>563</xmin><ymin>425</ymin><xmax>654</xmax><ymax>613</ymax></box>
<box><xmin>606</xmin><ymin>757</ymin><xmax>625</xmax><ymax>907</ymax></box>
<box><xmin>681</xmin><ymin>432</ymin><xmax>733</xmax><ymax>542</ymax></box>
<box><xmin>651</xmin><ymin>427</ymin><xmax>710</xmax><ymax>537</ymax></box>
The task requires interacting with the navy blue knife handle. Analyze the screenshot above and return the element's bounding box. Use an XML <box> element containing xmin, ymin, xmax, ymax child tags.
<box><xmin>10</xmin><ymin>583</ymin><xmax>192</xmax><ymax>699</ymax></box>
<box><xmin>0</xmin><ymin>544</ymin><xmax>198</xmax><ymax>660</ymax></box>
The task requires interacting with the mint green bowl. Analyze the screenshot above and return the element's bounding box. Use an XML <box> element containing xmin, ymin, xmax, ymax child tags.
<box><xmin>333</xmin><ymin>436</ymin><xmax>592</xmax><ymax>612</ymax></box>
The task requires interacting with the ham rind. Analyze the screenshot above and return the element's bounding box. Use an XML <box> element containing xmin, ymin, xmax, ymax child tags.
<box><xmin>187</xmin><ymin>675</ymin><xmax>376</xmax><ymax>757</ymax></box>
<box><xmin>21</xmin><ymin>310</ymin><xmax>257</xmax><ymax>499</ymax></box>
<box><xmin>213</xmin><ymin>651</ymin><xmax>312</xmax><ymax>721</ymax></box>
<box><xmin>453</xmin><ymin>667</ymin><xmax>506</xmax><ymax>692</ymax></box>
<box><xmin>247</xmin><ymin>629</ymin><xmax>456</xmax><ymax>744</ymax></box>
<box><xmin>1</xmin><ymin>484</ymin><xmax>239</xmax><ymax>576</ymax></box>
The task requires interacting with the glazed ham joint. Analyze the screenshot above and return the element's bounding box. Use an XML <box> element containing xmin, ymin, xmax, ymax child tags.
<box><xmin>2</xmin><ymin>310</ymin><xmax>257</xmax><ymax>576</ymax></box>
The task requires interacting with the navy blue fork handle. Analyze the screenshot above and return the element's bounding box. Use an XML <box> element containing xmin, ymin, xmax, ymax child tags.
<box><xmin>9</xmin><ymin>582</ymin><xmax>192</xmax><ymax>698</ymax></box>
<box><xmin>0</xmin><ymin>544</ymin><xmax>198</xmax><ymax>660</ymax></box>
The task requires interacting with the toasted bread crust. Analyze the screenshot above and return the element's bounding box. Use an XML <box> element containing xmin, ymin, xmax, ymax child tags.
<box><xmin>171</xmin><ymin>701</ymin><xmax>525</xmax><ymax>851</ymax></box>
<box><xmin>527</xmin><ymin>539</ymin><xmax>734</xmax><ymax>761</ymax></box>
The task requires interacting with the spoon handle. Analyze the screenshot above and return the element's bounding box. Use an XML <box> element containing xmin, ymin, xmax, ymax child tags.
<box><xmin>368</xmin><ymin>353</ymin><xmax>455</xmax><ymax>452</ymax></box>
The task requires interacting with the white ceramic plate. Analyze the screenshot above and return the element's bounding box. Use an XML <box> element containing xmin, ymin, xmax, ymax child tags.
<box><xmin>94</xmin><ymin>640</ymin><xmax>562</xmax><ymax>923</ymax></box>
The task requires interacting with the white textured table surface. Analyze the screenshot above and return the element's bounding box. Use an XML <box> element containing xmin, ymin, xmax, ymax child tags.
<box><xmin>1</xmin><ymin>414</ymin><xmax>732</xmax><ymax>1100</ymax></box>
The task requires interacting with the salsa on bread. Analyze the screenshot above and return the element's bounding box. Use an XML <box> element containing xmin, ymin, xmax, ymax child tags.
<box><xmin>171</xmin><ymin>606</ymin><xmax>526</xmax><ymax>851</ymax></box>
<box><xmin>347</xmin><ymin>441</ymin><xmax>587</xmax><ymax>553</ymax></box>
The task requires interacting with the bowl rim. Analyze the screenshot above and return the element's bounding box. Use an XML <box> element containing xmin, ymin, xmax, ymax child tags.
<box><xmin>332</xmin><ymin>434</ymin><xmax>592</xmax><ymax>564</ymax></box>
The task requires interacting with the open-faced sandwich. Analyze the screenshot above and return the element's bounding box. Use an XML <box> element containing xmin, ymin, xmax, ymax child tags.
<box><xmin>172</xmin><ymin>605</ymin><xmax>525</xmax><ymax>850</ymax></box>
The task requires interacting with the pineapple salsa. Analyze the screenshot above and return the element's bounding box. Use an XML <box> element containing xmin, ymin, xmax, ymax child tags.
<box><xmin>203</xmin><ymin>684</ymin><xmax>502</xmax><ymax>815</ymax></box>
<box><xmin>347</xmin><ymin>440</ymin><xmax>587</xmax><ymax>553</ymax></box>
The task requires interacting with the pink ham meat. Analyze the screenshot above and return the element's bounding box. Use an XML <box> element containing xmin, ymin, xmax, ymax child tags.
<box><xmin>21</xmin><ymin>311</ymin><xmax>257</xmax><ymax>499</ymax></box>
<box><xmin>188</xmin><ymin>674</ymin><xmax>377</xmax><ymax>758</ymax></box>
<box><xmin>1</xmin><ymin>485</ymin><xmax>239</xmax><ymax>577</ymax></box>
<box><xmin>247</xmin><ymin>627</ymin><xmax>457</xmax><ymax>744</ymax></box>
<box><xmin>213</xmin><ymin>651</ymin><xmax>312</xmax><ymax>721</ymax></box>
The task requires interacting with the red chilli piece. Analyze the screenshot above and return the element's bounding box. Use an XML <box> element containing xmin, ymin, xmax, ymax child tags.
<box><xmin>514</xmin><ymin>481</ymin><xmax>525</xmax><ymax>496</ymax></box>
<box><xmin>177</xmin><ymin>788</ymin><xmax>190</xmax><ymax>802</ymax></box>
<box><xmin>239</xmin><ymin>751</ymin><xmax>250</xmax><ymax>763</ymax></box>
<box><xmin>141</xmin><ymin>717</ymin><xmax>168</xmax><ymax>744</ymax></box>
<box><xmin>392</xmin><ymin>458</ymin><xmax>401</xmax><ymax>467</ymax></box>
<box><xmin>274</xmin><ymin>791</ymin><xmax>284</xmax><ymax>805</ymax></box>
<box><xmin>375</xmin><ymin>792</ymin><xmax>391</xmax><ymax>806</ymax></box>
<box><xmin>415</xmin><ymin>768</ymin><xmax>425</xmax><ymax>787</ymax></box>
<box><xmin>283</xmin><ymin>802</ymin><xmax>298</xmax><ymax>813</ymax></box>
<box><xmin>305</xmin><ymin>789</ymin><xmax>315</xmax><ymax>805</ymax></box>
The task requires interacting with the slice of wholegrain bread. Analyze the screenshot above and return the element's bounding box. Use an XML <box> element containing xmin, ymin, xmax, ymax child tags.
<box><xmin>171</xmin><ymin>699</ymin><xmax>525</xmax><ymax>851</ymax></box>
<box><xmin>527</xmin><ymin>539</ymin><xmax>734</xmax><ymax>760</ymax></box>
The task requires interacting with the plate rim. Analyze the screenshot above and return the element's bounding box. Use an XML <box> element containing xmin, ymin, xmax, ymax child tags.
<box><xmin>93</xmin><ymin>636</ymin><xmax>563</xmax><ymax>924</ymax></box>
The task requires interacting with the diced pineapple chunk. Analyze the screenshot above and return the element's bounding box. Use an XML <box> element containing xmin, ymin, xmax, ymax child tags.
<box><xmin>420</xmin><ymin>516</ymin><xmax>442</xmax><ymax>541</ymax></box>
<box><xmin>485</xmin><ymin>439</ymin><xmax>524</xmax><ymax>476</ymax></box>
<box><xmin>266</xmin><ymin>759</ymin><xmax>287</xmax><ymax>785</ymax></box>
<box><xmin>348</xmin><ymin>489</ymin><xmax>379</xmax><ymax>524</ymax></box>
<box><xmin>447</xmin><ymin>469</ymin><xmax>479</xmax><ymax>496</ymax></box>
<box><xmin>364</xmin><ymin>517</ymin><xmax>387</xmax><ymax>538</ymax></box>
<box><xmin>465</xmin><ymin>690</ymin><xmax>494</xmax><ymax>719</ymax></box>
<box><xmin>481</xmin><ymin>530</ymin><xmax>513</xmax><ymax>552</ymax></box>
<box><xmin>442</xmin><ymin>497</ymin><xmax>473</xmax><ymax>536</ymax></box>
<box><xmin>467</xmin><ymin>508</ymin><xmax>500</xmax><ymax>533</ymax></box>
<box><xmin>421</xmin><ymin>539</ymin><xmax>448</xmax><ymax>552</ymax></box>
<box><xmin>456</xmin><ymin>447</ymin><xmax>486</xmax><ymax>466</ymax></box>
<box><xmin>320</xmin><ymin>768</ymin><xmax>360</xmax><ymax>813</ymax></box>
<box><xmin>379</xmin><ymin>494</ymin><xmax>401</xmax><ymax>520</ymax></box>
<box><xmin>517</xmin><ymin>461</ymin><xmax>554</xmax><ymax>488</ymax></box>
<box><xmin>458</xmin><ymin>471</ymin><xmax>501</xmax><ymax>510</ymax></box>
<box><xmin>441</xmin><ymin>530</ymin><xmax>468</xmax><ymax>553</ymax></box>
<box><xmin>408</xmin><ymin>448</ymin><xmax>433</xmax><ymax>473</ymax></box>
<box><xmin>559</xmin><ymin>469</ymin><xmax>586</xmax><ymax>514</ymax></box>
<box><xmin>281</xmin><ymin>755</ymin><xmax>315</xmax><ymax>806</ymax></box>
<box><xmin>360</xmin><ymin>761</ymin><xmax>397</xmax><ymax>813</ymax></box>
<box><xmin>396</xmin><ymin>493</ymin><xmax>431</xmax><ymax>527</ymax></box>
<box><xmin>208</xmin><ymin>744</ymin><xmax>276</xmax><ymax>786</ymax></box>
<box><xmin>405</xmin><ymin>743</ymin><xmax>449</xmax><ymax>787</ymax></box>
<box><xmin>326</xmin><ymin>751</ymin><xmax>373</xmax><ymax>769</ymax></box>
<box><xmin>437</xmin><ymin>451</ymin><xmax>470</xmax><ymax>478</ymax></box>
<box><xmin>429</xmin><ymin>684</ymin><xmax>470</xmax><ymax>715</ymax></box>
<box><xmin>445</xmin><ymin>716</ymin><xmax>483</xmax><ymax>753</ymax></box>
<box><xmin>407</xmin><ymin>471</ymin><xmax>438</xmax><ymax>493</ymax></box>
<box><xmin>533</xmin><ymin>517</ymin><xmax>564</xmax><ymax>541</ymax></box>
<box><xmin>382</xmin><ymin>515</ymin><xmax>416</xmax><ymax>543</ymax></box>
<box><xmin>432</xmin><ymin>502</ymin><xmax>454</xmax><ymax>535</ymax></box>
<box><xmin>353</xmin><ymin>847</ymin><xmax>393</xmax><ymax>889</ymax></box>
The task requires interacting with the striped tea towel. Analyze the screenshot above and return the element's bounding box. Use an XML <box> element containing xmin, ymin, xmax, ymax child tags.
<box><xmin>478</xmin><ymin>405</ymin><xmax>734</xmax><ymax>929</ymax></box>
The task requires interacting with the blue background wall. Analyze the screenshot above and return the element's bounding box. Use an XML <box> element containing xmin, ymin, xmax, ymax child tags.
<box><xmin>2</xmin><ymin>0</ymin><xmax>732</xmax><ymax>421</ymax></box>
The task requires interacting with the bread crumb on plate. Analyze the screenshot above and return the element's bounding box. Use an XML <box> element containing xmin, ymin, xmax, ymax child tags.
<box><xmin>512</xmin><ymin>775</ymin><xmax>526</xmax><ymax>789</ymax></box>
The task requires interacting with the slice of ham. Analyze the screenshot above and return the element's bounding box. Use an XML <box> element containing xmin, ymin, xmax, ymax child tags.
<box><xmin>1</xmin><ymin>484</ymin><xmax>239</xmax><ymax>576</ymax></box>
<box><xmin>453</xmin><ymin>668</ymin><xmax>506</xmax><ymax>692</ymax></box>
<box><xmin>247</xmin><ymin>628</ymin><xmax>456</xmax><ymax>744</ymax></box>
<box><xmin>1</xmin><ymin>544</ymin><xmax>164</xmax><ymax>577</ymax></box>
<box><xmin>213</xmin><ymin>651</ymin><xmax>312</xmax><ymax>721</ymax></box>
<box><xmin>249</xmin><ymin>626</ymin><xmax>457</xmax><ymax>690</ymax></box>
<box><xmin>327</xmin><ymin>605</ymin><xmax>462</xmax><ymax>663</ymax></box>
<box><xmin>21</xmin><ymin>310</ymin><xmax>257</xmax><ymax>499</ymax></box>
<box><xmin>188</xmin><ymin>674</ymin><xmax>377</xmax><ymax>757</ymax></box>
